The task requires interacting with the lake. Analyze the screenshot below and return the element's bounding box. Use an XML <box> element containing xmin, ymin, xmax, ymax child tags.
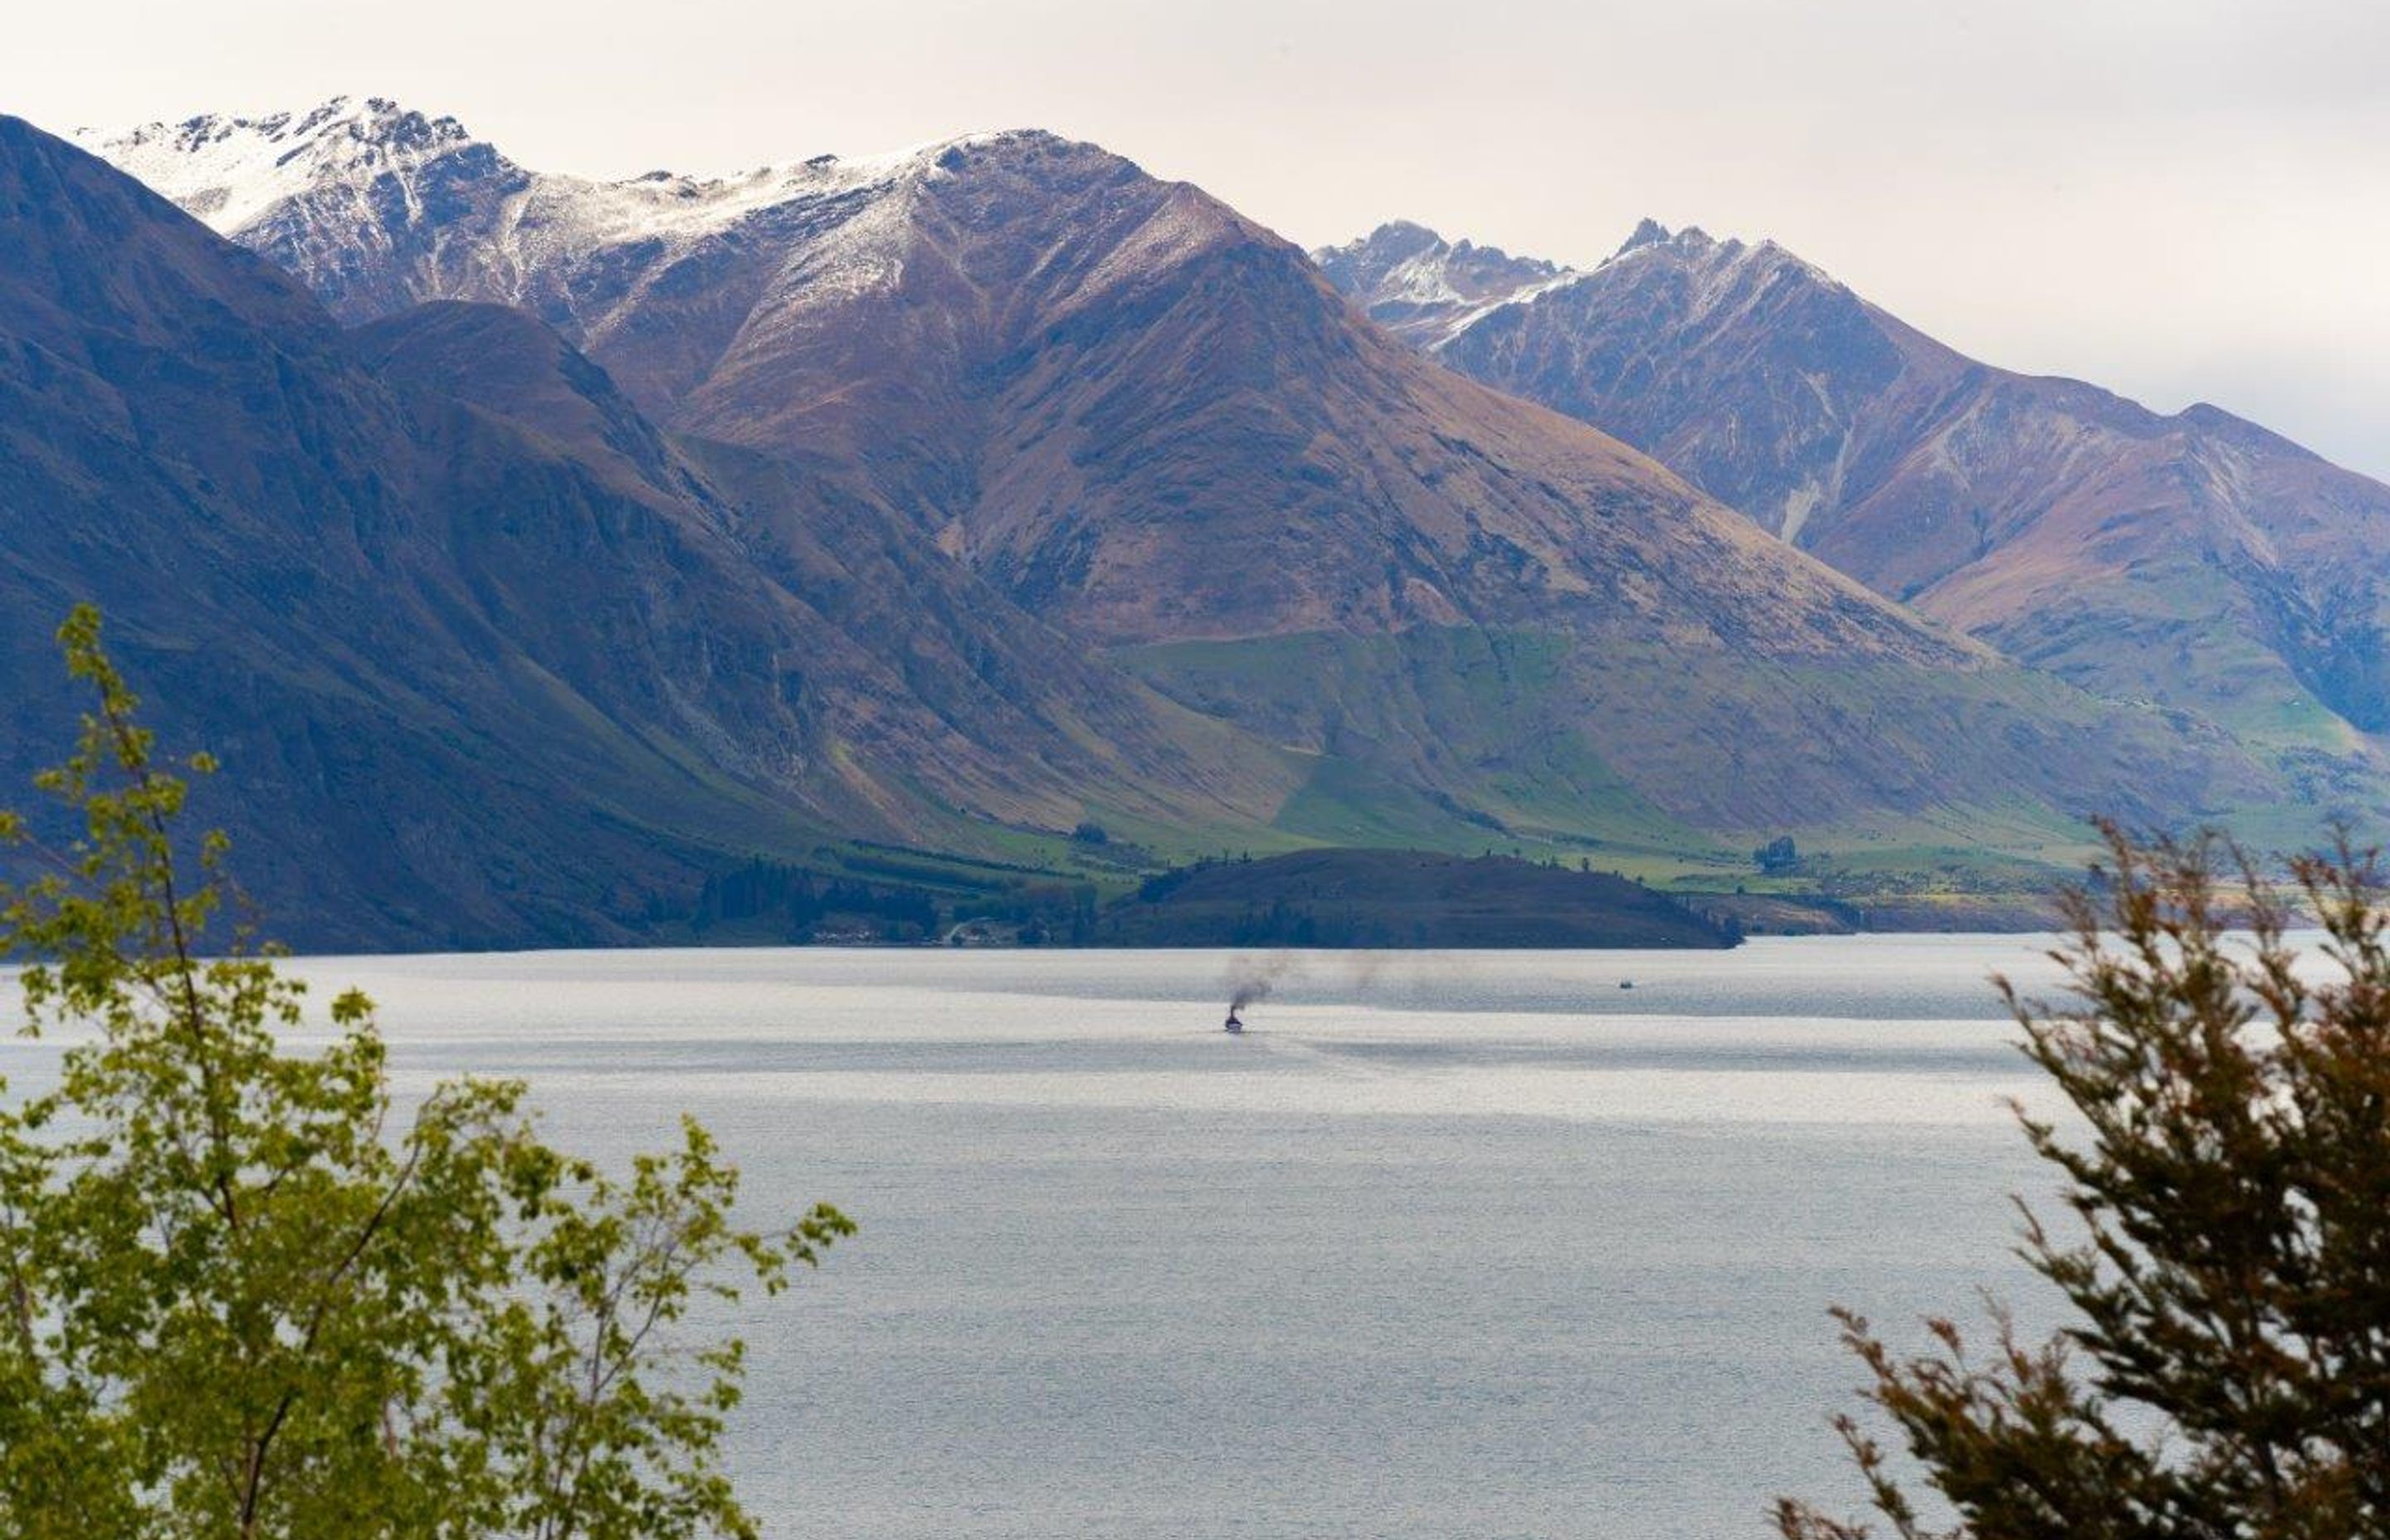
<box><xmin>6</xmin><ymin>936</ymin><xmax>2085</xmax><ymax>1537</ymax></box>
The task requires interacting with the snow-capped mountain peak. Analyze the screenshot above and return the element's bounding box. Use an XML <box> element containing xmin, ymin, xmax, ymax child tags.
<box><xmin>1613</xmin><ymin>216</ymin><xmax>1672</xmax><ymax>256</ymax></box>
<box><xmin>76</xmin><ymin>100</ymin><xmax>1134</xmax><ymax>351</ymax></box>
<box><xmin>78</xmin><ymin>95</ymin><xmax>489</xmax><ymax>231</ymax></box>
<box><xmin>82</xmin><ymin>101</ymin><xmax>1078</xmax><ymax>244</ymax></box>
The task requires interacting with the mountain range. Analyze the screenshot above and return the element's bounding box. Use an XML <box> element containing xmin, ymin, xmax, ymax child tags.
<box><xmin>1318</xmin><ymin>220</ymin><xmax>2390</xmax><ymax>772</ymax></box>
<box><xmin>0</xmin><ymin>98</ymin><xmax>2373</xmax><ymax>943</ymax></box>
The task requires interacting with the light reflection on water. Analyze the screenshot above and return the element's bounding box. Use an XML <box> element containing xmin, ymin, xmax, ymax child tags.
<box><xmin>3</xmin><ymin>938</ymin><xmax>2086</xmax><ymax>1538</ymax></box>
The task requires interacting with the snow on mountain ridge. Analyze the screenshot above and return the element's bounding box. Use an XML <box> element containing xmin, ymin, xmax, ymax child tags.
<box><xmin>1317</xmin><ymin>217</ymin><xmax>1857</xmax><ymax>352</ymax></box>
<box><xmin>78</xmin><ymin>96</ymin><xmax>488</xmax><ymax>231</ymax></box>
<box><xmin>80</xmin><ymin>99</ymin><xmax>1070</xmax><ymax>249</ymax></box>
<box><xmin>80</xmin><ymin>100</ymin><xmax>1253</xmax><ymax>445</ymax></box>
<box><xmin>78</xmin><ymin>100</ymin><xmax>1133</xmax><ymax>372</ymax></box>
<box><xmin>1312</xmin><ymin>221</ymin><xmax>1580</xmax><ymax>348</ymax></box>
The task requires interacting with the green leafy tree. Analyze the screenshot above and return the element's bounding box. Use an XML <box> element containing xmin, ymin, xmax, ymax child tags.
<box><xmin>0</xmin><ymin>607</ymin><xmax>853</xmax><ymax>1538</ymax></box>
<box><xmin>1778</xmin><ymin>824</ymin><xmax>2390</xmax><ymax>1539</ymax></box>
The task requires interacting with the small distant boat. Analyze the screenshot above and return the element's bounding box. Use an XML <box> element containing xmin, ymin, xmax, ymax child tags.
<box><xmin>1223</xmin><ymin>1009</ymin><xmax>1245</xmax><ymax>1034</ymax></box>
<box><xmin>1619</xmin><ymin>980</ymin><xmax>1636</xmax><ymax>990</ymax></box>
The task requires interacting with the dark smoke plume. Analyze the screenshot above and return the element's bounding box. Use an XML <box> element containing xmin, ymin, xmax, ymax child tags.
<box><xmin>1226</xmin><ymin>952</ymin><xmax>1304</xmax><ymax>1015</ymax></box>
<box><xmin>1221</xmin><ymin>949</ymin><xmax>1465</xmax><ymax>1023</ymax></box>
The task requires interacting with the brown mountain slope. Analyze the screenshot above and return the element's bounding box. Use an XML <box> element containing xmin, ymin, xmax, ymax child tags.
<box><xmin>349</xmin><ymin>298</ymin><xmax>1296</xmax><ymax>838</ymax></box>
<box><xmin>1321</xmin><ymin>221</ymin><xmax>2390</xmax><ymax>756</ymax></box>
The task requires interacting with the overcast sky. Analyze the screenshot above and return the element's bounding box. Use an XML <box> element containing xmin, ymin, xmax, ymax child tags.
<box><xmin>12</xmin><ymin>0</ymin><xmax>2389</xmax><ymax>476</ymax></box>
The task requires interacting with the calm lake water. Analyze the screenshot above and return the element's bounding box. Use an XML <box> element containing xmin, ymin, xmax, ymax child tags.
<box><xmin>5</xmin><ymin>937</ymin><xmax>2086</xmax><ymax>1538</ymax></box>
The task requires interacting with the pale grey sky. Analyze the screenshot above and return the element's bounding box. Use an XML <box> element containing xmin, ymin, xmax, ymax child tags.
<box><xmin>11</xmin><ymin>0</ymin><xmax>2389</xmax><ymax>476</ymax></box>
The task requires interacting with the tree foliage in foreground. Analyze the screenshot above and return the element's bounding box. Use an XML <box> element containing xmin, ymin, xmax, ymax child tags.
<box><xmin>1779</xmin><ymin>824</ymin><xmax>2389</xmax><ymax>1539</ymax></box>
<box><xmin>0</xmin><ymin>607</ymin><xmax>853</xmax><ymax>1538</ymax></box>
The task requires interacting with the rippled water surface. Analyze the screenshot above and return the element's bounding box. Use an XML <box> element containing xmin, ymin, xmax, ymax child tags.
<box><xmin>7</xmin><ymin>937</ymin><xmax>2086</xmax><ymax>1538</ymax></box>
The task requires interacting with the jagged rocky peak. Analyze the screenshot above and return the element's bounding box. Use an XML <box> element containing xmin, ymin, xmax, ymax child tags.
<box><xmin>1314</xmin><ymin>221</ymin><xmax>1578</xmax><ymax>348</ymax></box>
<box><xmin>1317</xmin><ymin>218</ymin><xmax>1447</xmax><ymax>280</ymax></box>
<box><xmin>1596</xmin><ymin>220</ymin><xmax>1849</xmax><ymax>302</ymax></box>
<box><xmin>1616</xmin><ymin>216</ymin><xmax>1672</xmax><ymax>255</ymax></box>
<box><xmin>1606</xmin><ymin>220</ymin><xmax>1730</xmax><ymax>262</ymax></box>
<box><xmin>1316</xmin><ymin>220</ymin><xmax>1567</xmax><ymax>306</ymax></box>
